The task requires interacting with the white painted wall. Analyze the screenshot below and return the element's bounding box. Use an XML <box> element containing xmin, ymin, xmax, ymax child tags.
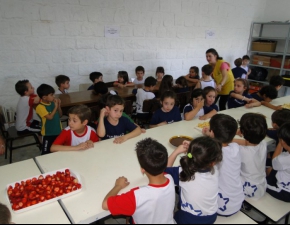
<box><xmin>0</xmin><ymin>0</ymin><xmax>267</xmax><ymax>109</ymax></box>
<box><xmin>264</xmin><ymin>0</ymin><xmax>290</xmax><ymax>22</ymax></box>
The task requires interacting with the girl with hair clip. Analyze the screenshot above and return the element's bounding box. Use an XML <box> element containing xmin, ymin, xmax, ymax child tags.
<box><xmin>165</xmin><ymin>136</ymin><xmax>223</xmax><ymax>224</ymax></box>
<box><xmin>227</xmin><ymin>78</ymin><xmax>261</xmax><ymax>109</ymax></box>
<box><xmin>184</xmin><ymin>66</ymin><xmax>200</xmax><ymax>86</ymax></box>
<box><xmin>175</xmin><ymin>76</ymin><xmax>190</xmax><ymax>93</ymax></box>
<box><xmin>114</xmin><ymin>71</ymin><xmax>134</xmax><ymax>88</ymax></box>
<box><xmin>156</xmin><ymin>67</ymin><xmax>165</xmax><ymax>82</ymax></box>
<box><xmin>158</xmin><ymin>75</ymin><xmax>174</xmax><ymax>97</ymax></box>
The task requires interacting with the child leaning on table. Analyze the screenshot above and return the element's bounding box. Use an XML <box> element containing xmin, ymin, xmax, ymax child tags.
<box><xmin>51</xmin><ymin>105</ymin><xmax>99</xmax><ymax>152</ymax></box>
<box><xmin>203</xmin><ymin>114</ymin><xmax>244</xmax><ymax>216</ymax></box>
<box><xmin>251</xmin><ymin>85</ymin><xmax>281</xmax><ymax>110</ymax></box>
<box><xmin>266</xmin><ymin>122</ymin><xmax>290</xmax><ymax>202</ymax></box>
<box><xmin>233</xmin><ymin>113</ymin><xmax>268</xmax><ymax>200</ymax></box>
<box><xmin>114</xmin><ymin>71</ymin><xmax>134</xmax><ymax>88</ymax></box>
<box><xmin>270</xmin><ymin>75</ymin><xmax>285</xmax><ymax>91</ymax></box>
<box><xmin>97</xmin><ymin>95</ymin><xmax>141</xmax><ymax>144</ymax></box>
<box><xmin>0</xmin><ymin>202</ymin><xmax>12</xmax><ymax>224</ymax></box>
<box><xmin>36</xmin><ymin>84</ymin><xmax>62</xmax><ymax>155</ymax></box>
<box><xmin>88</xmin><ymin>72</ymin><xmax>103</xmax><ymax>91</ymax></box>
<box><xmin>55</xmin><ymin>75</ymin><xmax>70</xmax><ymax>95</ymax></box>
<box><xmin>166</xmin><ymin>136</ymin><xmax>223</xmax><ymax>224</ymax></box>
<box><xmin>102</xmin><ymin>138</ymin><xmax>175</xmax><ymax>224</ymax></box>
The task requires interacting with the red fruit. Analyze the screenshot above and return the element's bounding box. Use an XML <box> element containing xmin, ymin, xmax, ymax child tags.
<box><xmin>54</xmin><ymin>187</ymin><xmax>60</xmax><ymax>193</ymax></box>
<box><xmin>72</xmin><ymin>186</ymin><xmax>77</xmax><ymax>191</ymax></box>
<box><xmin>39</xmin><ymin>196</ymin><xmax>45</xmax><ymax>202</ymax></box>
<box><xmin>22</xmin><ymin>198</ymin><xmax>27</xmax><ymax>204</ymax></box>
<box><xmin>21</xmin><ymin>181</ymin><xmax>26</xmax><ymax>186</ymax></box>
<box><xmin>67</xmin><ymin>186</ymin><xmax>72</xmax><ymax>190</ymax></box>
<box><xmin>18</xmin><ymin>202</ymin><xmax>24</xmax><ymax>208</ymax></box>
<box><xmin>38</xmin><ymin>175</ymin><xmax>44</xmax><ymax>180</ymax></box>
<box><xmin>31</xmin><ymin>200</ymin><xmax>38</xmax><ymax>205</ymax></box>
<box><xmin>46</xmin><ymin>195</ymin><xmax>52</xmax><ymax>200</ymax></box>
<box><xmin>65</xmin><ymin>169</ymin><xmax>70</xmax><ymax>175</ymax></box>
<box><xmin>15</xmin><ymin>182</ymin><xmax>20</xmax><ymax>188</ymax></box>
<box><xmin>76</xmin><ymin>183</ymin><xmax>82</xmax><ymax>189</ymax></box>
<box><xmin>7</xmin><ymin>190</ymin><xmax>13</xmax><ymax>196</ymax></box>
<box><xmin>26</xmin><ymin>179</ymin><xmax>31</xmax><ymax>184</ymax></box>
<box><xmin>65</xmin><ymin>189</ymin><xmax>71</xmax><ymax>194</ymax></box>
<box><xmin>73</xmin><ymin>178</ymin><xmax>78</xmax><ymax>184</ymax></box>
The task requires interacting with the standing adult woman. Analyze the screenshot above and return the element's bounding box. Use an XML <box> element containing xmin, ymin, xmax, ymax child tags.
<box><xmin>206</xmin><ymin>48</ymin><xmax>234</xmax><ymax>111</ymax></box>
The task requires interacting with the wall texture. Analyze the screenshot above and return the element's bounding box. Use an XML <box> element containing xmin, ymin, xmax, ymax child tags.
<box><xmin>0</xmin><ymin>0</ymin><xmax>267</xmax><ymax>108</ymax></box>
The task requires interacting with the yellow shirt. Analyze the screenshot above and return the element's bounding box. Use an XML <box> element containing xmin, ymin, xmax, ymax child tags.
<box><xmin>213</xmin><ymin>60</ymin><xmax>234</xmax><ymax>95</ymax></box>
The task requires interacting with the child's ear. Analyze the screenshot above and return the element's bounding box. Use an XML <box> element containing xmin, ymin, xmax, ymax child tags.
<box><xmin>105</xmin><ymin>106</ymin><xmax>110</xmax><ymax>111</ymax></box>
<box><xmin>209</xmin><ymin>130</ymin><xmax>215</xmax><ymax>138</ymax></box>
<box><xmin>82</xmin><ymin>119</ymin><xmax>88</xmax><ymax>125</ymax></box>
<box><xmin>140</xmin><ymin>168</ymin><xmax>146</xmax><ymax>175</ymax></box>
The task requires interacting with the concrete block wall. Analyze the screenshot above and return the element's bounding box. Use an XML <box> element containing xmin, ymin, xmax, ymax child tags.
<box><xmin>0</xmin><ymin>0</ymin><xmax>267</xmax><ymax>109</ymax></box>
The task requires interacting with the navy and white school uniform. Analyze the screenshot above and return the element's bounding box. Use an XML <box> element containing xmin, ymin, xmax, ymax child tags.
<box><xmin>217</xmin><ymin>143</ymin><xmax>244</xmax><ymax>216</ymax></box>
<box><xmin>251</xmin><ymin>92</ymin><xmax>263</xmax><ymax>102</ymax></box>
<box><xmin>133</xmin><ymin>89</ymin><xmax>155</xmax><ymax>114</ymax></box>
<box><xmin>209</xmin><ymin>104</ymin><xmax>219</xmax><ymax>112</ymax></box>
<box><xmin>107</xmin><ymin>174</ymin><xmax>176</xmax><ymax>224</ymax></box>
<box><xmin>227</xmin><ymin>91</ymin><xmax>252</xmax><ymax>109</ymax></box>
<box><xmin>150</xmin><ymin>106</ymin><xmax>182</xmax><ymax>125</ymax></box>
<box><xmin>200</xmin><ymin>79</ymin><xmax>215</xmax><ymax>89</ymax></box>
<box><xmin>240</xmin><ymin>141</ymin><xmax>267</xmax><ymax>200</ymax></box>
<box><xmin>183</xmin><ymin>104</ymin><xmax>214</xmax><ymax>119</ymax></box>
<box><xmin>165</xmin><ymin>167</ymin><xmax>219</xmax><ymax>224</ymax></box>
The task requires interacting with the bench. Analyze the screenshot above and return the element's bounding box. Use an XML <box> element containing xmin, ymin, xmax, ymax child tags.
<box><xmin>215</xmin><ymin>211</ymin><xmax>257</xmax><ymax>224</ymax></box>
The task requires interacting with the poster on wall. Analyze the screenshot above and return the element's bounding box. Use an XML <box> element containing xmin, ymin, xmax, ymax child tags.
<box><xmin>205</xmin><ymin>30</ymin><xmax>216</xmax><ymax>39</ymax></box>
<box><xmin>105</xmin><ymin>26</ymin><xmax>120</xmax><ymax>38</ymax></box>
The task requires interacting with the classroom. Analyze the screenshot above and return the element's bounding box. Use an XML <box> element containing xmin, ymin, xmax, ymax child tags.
<box><xmin>0</xmin><ymin>0</ymin><xmax>290</xmax><ymax>224</ymax></box>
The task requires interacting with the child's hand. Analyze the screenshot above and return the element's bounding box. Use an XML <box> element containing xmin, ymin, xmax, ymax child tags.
<box><xmin>114</xmin><ymin>136</ymin><xmax>127</xmax><ymax>144</ymax></box>
<box><xmin>175</xmin><ymin>144</ymin><xmax>188</xmax><ymax>155</ymax></box>
<box><xmin>245</xmin><ymin>103</ymin><xmax>253</xmax><ymax>108</ymax></box>
<box><xmin>100</xmin><ymin>108</ymin><xmax>109</xmax><ymax>118</ymax></box>
<box><xmin>33</xmin><ymin>96</ymin><xmax>40</xmax><ymax>104</ymax></box>
<box><xmin>115</xmin><ymin>176</ymin><xmax>130</xmax><ymax>189</ymax></box>
<box><xmin>199</xmin><ymin>115</ymin><xmax>208</xmax><ymax>120</ymax></box>
<box><xmin>202</xmin><ymin>127</ymin><xmax>211</xmax><ymax>136</ymax></box>
<box><xmin>237</xmin><ymin>129</ymin><xmax>243</xmax><ymax>137</ymax></box>
<box><xmin>53</xmin><ymin>99</ymin><xmax>59</xmax><ymax>108</ymax></box>
<box><xmin>141</xmin><ymin>129</ymin><xmax>146</xmax><ymax>134</ymax></box>
<box><xmin>86</xmin><ymin>140</ymin><xmax>94</xmax><ymax>148</ymax></box>
<box><xmin>58</xmin><ymin>98</ymin><xmax>62</xmax><ymax>107</ymax></box>
<box><xmin>276</xmin><ymin>105</ymin><xmax>283</xmax><ymax>110</ymax></box>
<box><xmin>118</xmin><ymin>83</ymin><xmax>125</xmax><ymax>88</ymax></box>
<box><xmin>77</xmin><ymin>142</ymin><xmax>90</xmax><ymax>151</ymax></box>
<box><xmin>197</xmin><ymin>100</ymin><xmax>204</xmax><ymax>109</ymax></box>
<box><xmin>158</xmin><ymin>122</ymin><xmax>167</xmax><ymax>127</ymax></box>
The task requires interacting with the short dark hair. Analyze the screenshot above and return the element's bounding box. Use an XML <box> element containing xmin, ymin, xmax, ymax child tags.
<box><xmin>0</xmin><ymin>203</ymin><xmax>11</xmax><ymax>224</ymax></box>
<box><xmin>90</xmin><ymin>72</ymin><xmax>103</xmax><ymax>83</ymax></box>
<box><xmin>93</xmin><ymin>82</ymin><xmax>108</xmax><ymax>95</ymax></box>
<box><xmin>68</xmin><ymin>105</ymin><xmax>91</xmax><ymax>123</ymax></box>
<box><xmin>118</xmin><ymin>71</ymin><xmax>129</xmax><ymax>84</ymax></box>
<box><xmin>270</xmin><ymin>75</ymin><xmax>285</xmax><ymax>87</ymax></box>
<box><xmin>210</xmin><ymin>114</ymin><xmax>238</xmax><ymax>143</ymax></box>
<box><xmin>180</xmin><ymin>137</ymin><xmax>222</xmax><ymax>182</ymax></box>
<box><xmin>135</xmin><ymin>138</ymin><xmax>168</xmax><ymax>176</ymax></box>
<box><xmin>175</xmin><ymin>76</ymin><xmax>188</xmax><ymax>88</ymax></box>
<box><xmin>202</xmin><ymin>64</ymin><xmax>213</xmax><ymax>76</ymax></box>
<box><xmin>144</xmin><ymin>76</ymin><xmax>157</xmax><ymax>87</ymax></box>
<box><xmin>160</xmin><ymin>90</ymin><xmax>176</xmax><ymax>102</ymax></box>
<box><xmin>278</xmin><ymin>122</ymin><xmax>290</xmax><ymax>146</ymax></box>
<box><xmin>240</xmin><ymin>113</ymin><xmax>268</xmax><ymax>144</ymax></box>
<box><xmin>259</xmin><ymin>85</ymin><xmax>278</xmax><ymax>100</ymax></box>
<box><xmin>234</xmin><ymin>58</ymin><xmax>243</xmax><ymax>67</ymax></box>
<box><xmin>242</xmin><ymin>55</ymin><xmax>250</xmax><ymax>60</ymax></box>
<box><xmin>190</xmin><ymin>88</ymin><xmax>203</xmax><ymax>103</ymax></box>
<box><xmin>135</xmin><ymin>66</ymin><xmax>145</xmax><ymax>74</ymax></box>
<box><xmin>271</xmin><ymin>110</ymin><xmax>290</xmax><ymax>127</ymax></box>
<box><xmin>106</xmin><ymin>95</ymin><xmax>125</xmax><ymax>108</ymax></box>
<box><xmin>37</xmin><ymin>84</ymin><xmax>55</xmax><ymax>99</ymax></box>
<box><xmin>15</xmin><ymin>80</ymin><xmax>29</xmax><ymax>96</ymax></box>
<box><xmin>156</xmin><ymin>67</ymin><xmax>165</xmax><ymax>75</ymax></box>
<box><xmin>55</xmin><ymin>75</ymin><xmax>70</xmax><ymax>87</ymax></box>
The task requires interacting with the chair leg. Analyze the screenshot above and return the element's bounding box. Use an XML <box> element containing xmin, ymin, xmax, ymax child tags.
<box><xmin>5</xmin><ymin>139</ymin><xmax>8</xmax><ymax>159</ymax></box>
<box><xmin>9</xmin><ymin>139</ymin><xmax>13</xmax><ymax>164</ymax></box>
<box><xmin>33</xmin><ymin>134</ymin><xmax>42</xmax><ymax>151</ymax></box>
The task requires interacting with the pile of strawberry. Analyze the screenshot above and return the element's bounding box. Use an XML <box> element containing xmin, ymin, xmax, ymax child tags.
<box><xmin>7</xmin><ymin>169</ymin><xmax>81</xmax><ymax>211</ymax></box>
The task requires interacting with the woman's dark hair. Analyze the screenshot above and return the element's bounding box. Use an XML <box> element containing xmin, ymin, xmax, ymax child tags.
<box><xmin>190</xmin><ymin>88</ymin><xmax>203</xmax><ymax>103</ymax></box>
<box><xmin>175</xmin><ymin>76</ymin><xmax>188</xmax><ymax>88</ymax></box>
<box><xmin>271</xmin><ymin>110</ymin><xmax>290</xmax><ymax>127</ymax></box>
<box><xmin>278</xmin><ymin>122</ymin><xmax>290</xmax><ymax>146</ymax></box>
<box><xmin>160</xmin><ymin>90</ymin><xmax>176</xmax><ymax>102</ymax></box>
<box><xmin>179</xmin><ymin>136</ymin><xmax>222</xmax><ymax>182</ymax></box>
<box><xmin>206</xmin><ymin>48</ymin><xmax>223</xmax><ymax>60</ymax></box>
<box><xmin>190</xmin><ymin>66</ymin><xmax>200</xmax><ymax>78</ymax></box>
<box><xmin>203</xmin><ymin>86</ymin><xmax>217</xmax><ymax>99</ymax></box>
<box><xmin>235</xmin><ymin>78</ymin><xmax>249</xmax><ymax>94</ymax></box>
<box><xmin>156</xmin><ymin>67</ymin><xmax>165</xmax><ymax>76</ymax></box>
<box><xmin>118</xmin><ymin>71</ymin><xmax>129</xmax><ymax>84</ymax></box>
<box><xmin>240</xmin><ymin>113</ymin><xmax>268</xmax><ymax>144</ymax></box>
<box><xmin>259</xmin><ymin>85</ymin><xmax>278</xmax><ymax>100</ymax></box>
<box><xmin>159</xmin><ymin>75</ymin><xmax>173</xmax><ymax>96</ymax></box>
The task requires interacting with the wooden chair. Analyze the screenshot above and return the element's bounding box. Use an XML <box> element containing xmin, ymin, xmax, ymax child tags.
<box><xmin>134</xmin><ymin>99</ymin><xmax>161</xmax><ymax>125</ymax></box>
<box><xmin>176</xmin><ymin>91</ymin><xmax>191</xmax><ymax>113</ymax></box>
<box><xmin>79</xmin><ymin>83</ymin><xmax>92</xmax><ymax>91</ymax></box>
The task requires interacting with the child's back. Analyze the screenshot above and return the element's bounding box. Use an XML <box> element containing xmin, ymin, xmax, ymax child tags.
<box><xmin>232</xmin><ymin>58</ymin><xmax>247</xmax><ymax>79</ymax></box>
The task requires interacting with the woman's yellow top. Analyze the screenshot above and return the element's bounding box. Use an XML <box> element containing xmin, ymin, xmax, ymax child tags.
<box><xmin>213</xmin><ymin>60</ymin><xmax>234</xmax><ymax>95</ymax></box>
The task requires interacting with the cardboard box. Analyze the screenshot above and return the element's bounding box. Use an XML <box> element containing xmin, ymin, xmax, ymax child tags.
<box><xmin>252</xmin><ymin>55</ymin><xmax>271</xmax><ymax>67</ymax></box>
<box><xmin>252</xmin><ymin>41</ymin><xmax>277</xmax><ymax>52</ymax></box>
<box><xmin>270</xmin><ymin>57</ymin><xmax>290</xmax><ymax>69</ymax></box>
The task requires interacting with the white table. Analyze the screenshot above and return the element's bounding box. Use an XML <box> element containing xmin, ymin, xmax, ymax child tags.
<box><xmin>0</xmin><ymin>159</ymin><xmax>71</xmax><ymax>224</ymax></box>
<box><xmin>215</xmin><ymin>211</ymin><xmax>257</xmax><ymax>224</ymax></box>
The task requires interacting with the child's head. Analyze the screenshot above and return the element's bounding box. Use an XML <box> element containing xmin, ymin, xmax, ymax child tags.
<box><xmin>179</xmin><ymin>136</ymin><xmax>222</xmax><ymax>182</ymax></box>
<box><xmin>242</xmin><ymin>55</ymin><xmax>250</xmax><ymax>66</ymax></box>
<box><xmin>201</xmin><ymin>64</ymin><xmax>213</xmax><ymax>77</ymax></box>
<box><xmin>270</xmin><ymin>75</ymin><xmax>285</xmax><ymax>91</ymax></box>
<box><xmin>190</xmin><ymin>89</ymin><xmax>204</xmax><ymax>108</ymax></box>
<box><xmin>93</xmin><ymin>82</ymin><xmax>108</xmax><ymax>95</ymax></box>
<box><xmin>203</xmin><ymin>87</ymin><xmax>217</xmax><ymax>106</ymax></box>
<box><xmin>259</xmin><ymin>85</ymin><xmax>278</xmax><ymax>102</ymax></box>
<box><xmin>175</xmin><ymin>76</ymin><xmax>188</xmax><ymax>88</ymax></box>
<box><xmin>68</xmin><ymin>105</ymin><xmax>91</xmax><ymax>131</ymax></box>
<box><xmin>135</xmin><ymin>138</ymin><xmax>168</xmax><ymax>176</ymax></box>
<box><xmin>55</xmin><ymin>75</ymin><xmax>70</xmax><ymax>89</ymax></box>
<box><xmin>117</xmin><ymin>71</ymin><xmax>129</xmax><ymax>84</ymax></box>
<box><xmin>209</xmin><ymin>114</ymin><xmax>238</xmax><ymax>144</ymax></box>
<box><xmin>240</xmin><ymin>113</ymin><xmax>268</xmax><ymax>145</ymax></box>
<box><xmin>189</xmin><ymin>66</ymin><xmax>199</xmax><ymax>78</ymax></box>
<box><xmin>106</xmin><ymin>95</ymin><xmax>125</xmax><ymax>121</ymax></box>
<box><xmin>15</xmin><ymin>80</ymin><xmax>35</xmax><ymax>96</ymax></box>
<box><xmin>234</xmin><ymin>78</ymin><xmax>249</xmax><ymax>94</ymax></box>
<box><xmin>0</xmin><ymin>203</ymin><xmax>12</xmax><ymax>224</ymax></box>
<box><xmin>271</xmin><ymin>110</ymin><xmax>290</xmax><ymax>129</ymax></box>
<box><xmin>144</xmin><ymin>76</ymin><xmax>157</xmax><ymax>91</ymax></box>
<box><xmin>135</xmin><ymin>66</ymin><xmax>145</xmax><ymax>81</ymax></box>
<box><xmin>90</xmin><ymin>72</ymin><xmax>103</xmax><ymax>84</ymax></box>
<box><xmin>160</xmin><ymin>91</ymin><xmax>176</xmax><ymax>113</ymax></box>
<box><xmin>37</xmin><ymin>84</ymin><xmax>55</xmax><ymax>102</ymax></box>
<box><xmin>159</xmin><ymin>75</ymin><xmax>173</xmax><ymax>95</ymax></box>
<box><xmin>156</xmin><ymin>67</ymin><xmax>165</xmax><ymax>80</ymax></box>
<box><xmin>278</xmin><ymin>122</ymin><xmax>290</xmax><ymax>151</ymax></box>
<box><xmin>234</xmin><ymin>58</ymin><xmax>243</xmax><ymax>67</ymax></box>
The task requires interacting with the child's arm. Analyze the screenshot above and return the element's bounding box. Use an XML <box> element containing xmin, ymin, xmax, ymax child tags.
<box><xmin>184</xmin><ymin>100</ymin><xmax>204</xmax><ymax>121</ymax></box>
<box><xmin>149</xmin><ymin>121</ymin><xmax>167</xmax><ymax>128</ymax></box>
<box><xmin>125</xmin><ymin>82</ymin><xmax>135</xmax><ymax>87</ymax></box>
<box><xmin>184</xmin><ymin>75</ymin><xmax>199</xmax><ymax>84</ymax></box>
<box><xmin>113</xmin><ymin>126</ymin><xmax>142</xmax><ymax>144</ymax></box>
<box><xmin>51</xmin><ymin>143</ymin><xmax>91</xmax><ymax>152</ymax></box>
<box><xmin>261</xmin><ymin>101</ymin><xmax>283</xmax><ymax>111</ymax></box>
<box><xmin>97</xmin><ymin>108</ymin><xmax>108</xmax><ymax>138</ymax></box>
<box><xmin>44</xmin><ymin>99</ymin><xmax>60</xmax><ymax>120</ymax></box>
<box><xmin>232</xmin><ymin>139</ymin><xmax>247</xmax><ymax>146</ymax></box>
<box><xmin>194</xmin><ymin>81</ymin><xmax>201</xmax><ymax>89</ymax></box>
<box><xmin>57</xmin><ymin>99</ymin><xmax>63</xmax><ymax>117</ymax></box>
<box><xmin>113</xmin><ymin>82</ymin><xmax>119</xmax><ymax>87</ymax></box>
<box><xmin>272</xmin><ymin>141</ymin><xmax>283</xmax><ymax>160</ymax></box>
<box><xmin>102</xmin><ymin>177</ymin><xmax>130</xmax><ymax>210</ymax></box>
<box><xmin>167</xmin><ymin>141</ymin><xmax>190</xmax><ymax>167</ymax></box>
<box><xmin>199</xmin><ymin>109</ymin><xmax>217</xmax><ymax>120</ymax></box>
<box><xmin>245</xmin><ymin>98</ymin><xmax>261</xmax><ymax>108</ymax></box>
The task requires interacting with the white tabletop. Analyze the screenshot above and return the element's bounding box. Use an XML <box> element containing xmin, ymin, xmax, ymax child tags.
<box><xmin>0</xmin><ymin>159</ymin><xmax>71</xmax><ymax>224</ymax></box>
<box><xmin>215</xmin><ymin>211</ymin><xmax>257</xmax><ymax>224</ymax></box>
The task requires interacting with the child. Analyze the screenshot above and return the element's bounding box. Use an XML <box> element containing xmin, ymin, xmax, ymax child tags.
<box><xmin>203</xmin><ymin>87</ymin><xmax>219</xmax><ymax>112</ymax></box>
<box><xmin>158</xmin><ymin>75</ymin><xmax>174</xmax><ymax>97</ymax></box>
<box><xmin>166</xmin><ymin>136</ymin><xmax>223</xmax><ymax>224</ymax></box>
<box><xmin>266</xmin><ymin>122</ymin><xmax>290</xmax><ymax>202</ymax></box>
<box><xmin>93</xmin><ymin>82</ymin><xmax>117</xmax><ymax>96</ymax></box>
<box><xmin>228</xmin><ymin>78</ymin><xmax>261</xmax><ymax>109</ymax></box>
<box><xmin>175</xmin><ymin>76</ymin><xmax>190</xmax><ymax>93</ymax></box>
<box><xmin>233</xmin><ymin>113</ymin><xmax>268</xmax><ymax>200</ymax></box>
<box><xmin>184</xmin><ymin>66</ymin><xmax>200</xmax><ymax>85</ymax></box>
<box><xmin>114</xmin><ymin>71</ymin><xmax>134</xmax><ymax>88</ymax></box>
<box><xmin>97</xmin><ymin>95</ymin><xmax>141</xmax><ymax>143</ymax></box>
<box><xmin>0</xmin><ymin>202</ymin><xmax>12</xmax><ymax>224</ymax></box>
<box><xmin>251</xmin><ymin>85</ymin><xmax>281</xmax><ymax>110</ymax></box>
<box><xmin>134</xmin><ymin>66</ymin><xmax>145</xmax><ymax>85</ymax></box>
<box><xmin>195</xmin><ymin>64</ymin><xmax>216</xmax><ymax>90</ymax></box>
<box><xmin>36</xmin><ymin>84</ymin><xmax>62</xmax><ymax>155</ymax></box>
<box><xmin>55</xmin><ymin>75</ymin><xmax>70</xmax><ymax>94</ymax></box>
<box><xmin>15</xmin><ymin>80</ymin><xmax>41</xmax><ymax>134</ymax></box>
<box><xmin>102</xmin><ymin>138</ymin><xmax>175</xmax><ymax>224</ymax></box>
<box><xmin>51</xmin><ymin>105</ymin><xmax>99</xmax><ymax>152</ymax></box>
<box><xmin>232</xmin><ymin>58</ymin><xmax>248</xmax><ymax>79</ymax></box>
<box><xmin>183</xmin><ymin>89</ymin><xmax>216</xmax><ymax>121</ymax></box>
<box><xmin>150</xmin><ymin>91</ymin><xmax>182</xmax><ymax>128</ymax></box>
<box><xmin>156</xmin><ymin>67</ymin><xmax>165</xmax><ymax>82</ymax></box>
<box><xmin>203</xmin><ymin>114</ymin><xmax>244</xmax><ymax>216</ymax></box>
<box><xmin>241</xmin><ymin>55</ymin><xmax>251</xmax><ymax>76</ymax></box>
<box><xmin>88</xmin><ymin>72</ymin><xmax>103</xmax><ymax>90</ymax></box>
<box><xmin>270</xmin><ymin>75</ymin><xmax>285</xmax><ymax>91</ymax></box>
